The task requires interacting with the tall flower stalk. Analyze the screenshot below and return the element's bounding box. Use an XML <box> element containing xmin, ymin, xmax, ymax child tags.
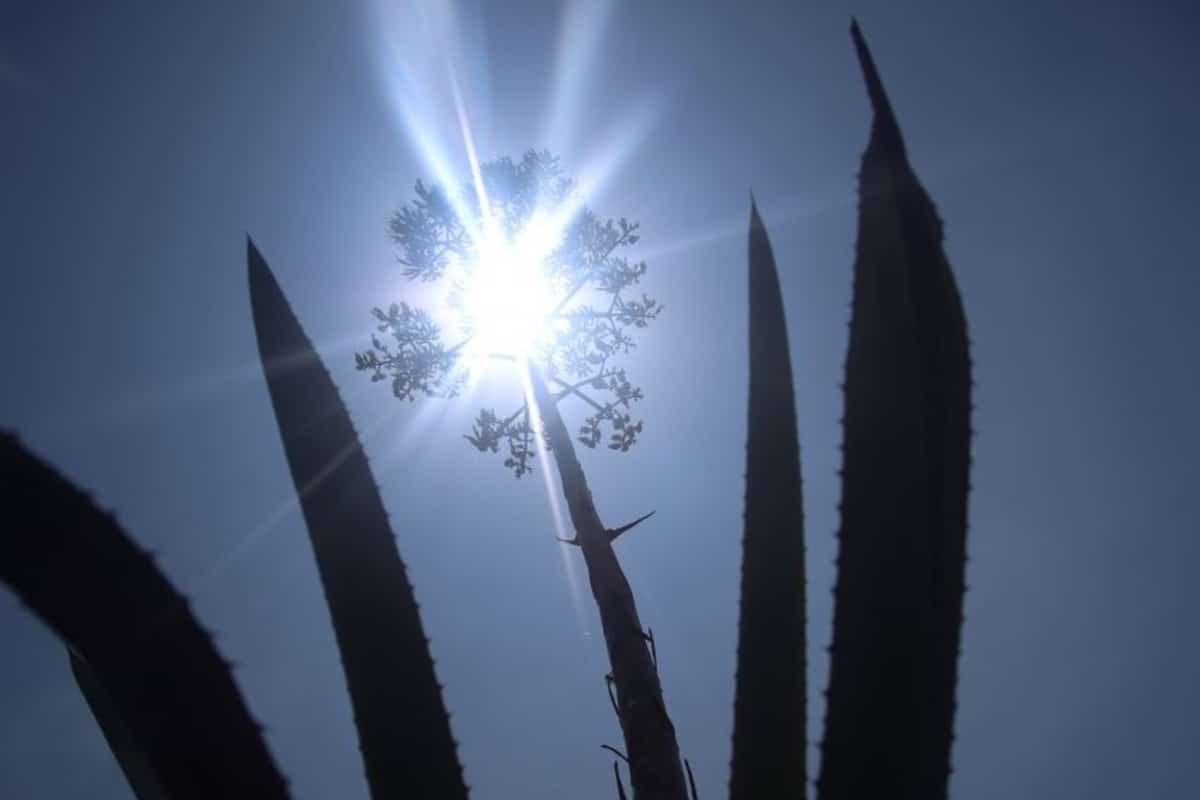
<box><xmin>356</xmin><ymin>151</ymin><xmax>686</xmax><ymax>798</ymax></box>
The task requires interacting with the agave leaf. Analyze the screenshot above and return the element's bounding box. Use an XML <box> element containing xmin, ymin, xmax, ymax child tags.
<box><xmin>0</xmin><ymin>433</ymin><xmax>290</xmax><ymax>800</ymax></box>
<box><xmin>816</xmin><ymin>21</ymin><xmax>973</xmax><ymax>800</ymax></box>
<box><xmin>248</xmin><ymin>239</ymin><xmax>467</xmax><ymax>799</ymax></box>
<box><xmin>730</xmin><ymin>201</ymin><xmax>807</xmax><ymax>800</ymax></box>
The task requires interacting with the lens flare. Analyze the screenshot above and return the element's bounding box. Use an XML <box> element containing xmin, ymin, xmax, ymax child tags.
<box><xmin>456</xmin><ymin>212</ymin><xmax>563</xmax><ymax>359</ymax></box>
<box><xmin>364</xmin><ymin>0</ymin><xmax>658</xmax><ymax>631</ymax></box>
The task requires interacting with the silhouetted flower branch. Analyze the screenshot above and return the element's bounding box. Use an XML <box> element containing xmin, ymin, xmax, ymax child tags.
<box><xmin>355</xmin><ymin>302</ymin><xmax>465</xmax><ymax>400</ymax></box>
<box><xmin>356</xmin><ymin>149</ymin><xmax>662</xmax><ymax>476</ymax></box>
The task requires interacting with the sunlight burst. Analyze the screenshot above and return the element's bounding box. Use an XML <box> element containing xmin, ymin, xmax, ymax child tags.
<box><xmin>453</xmin><ymin>212</ymin><xmax>564</xmax><ymax>360</ymax></box>
<box><xmin>365</xmin><ymin>0</ymin><xmax>654</xmax><ymax>609</ymax></box>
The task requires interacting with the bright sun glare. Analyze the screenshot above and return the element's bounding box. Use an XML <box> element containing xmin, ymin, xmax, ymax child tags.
<box><xmin>370</xmin><ymin>0</ymin><xmax>658</xmax><ymax>368</ymax></box>
<box><xmin>368</xmin><ymin>0</ymin><xmax>652</xmax><ymax>606</ymax></box>
<box><xmin>458</xmin><ymin>212</ymin><xmax>564</xmax><ymax>360</ymax></box>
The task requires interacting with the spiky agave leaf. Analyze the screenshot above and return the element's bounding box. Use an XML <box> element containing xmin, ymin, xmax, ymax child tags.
<box><xmin>248</xmin><ymin>239</ymin><xmax>467</xmax><ymax>800</ymax></box>
<box><xmin>730</xmin><ymin>200</ymin><xmax>807</xmax><ymax>800</ymax></box>
<box><xmin>0</xmin><ymin>433</ymin><xmax>290</xmax><ymax>800</ymax></box>
<box><xmin>816</xmin><ymin>21</ymin><xmax>973</xmax><ymax>800</ymax></box>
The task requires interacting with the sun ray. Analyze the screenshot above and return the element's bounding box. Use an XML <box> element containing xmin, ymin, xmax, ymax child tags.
<box><xmin>451</xmin><ymin>69</ymin><xmax>493</xmax><ymax>238</ymax></box>
<box><xmin>363</xmin><ymin>0</ymin><xmax>656</xmax><ymax>644</ymax></box>
<box><xmin>192</xmin><ymin>394</ymin><xmax>409</xmax><ymax>588</ymax></box>
<box><xmin>541</xmin><ymin>0</ymin><xmax>614</xmax><ymax>154</ymax></box>
<box><xmin>542</xmin><ymin>98</ymin><xmax>661</xmax><ymax>238</ymax></box>
<box><xmin>518</xmin><ymin>362</ymin><xmax>589</xmax><ymax>637</ymax></box>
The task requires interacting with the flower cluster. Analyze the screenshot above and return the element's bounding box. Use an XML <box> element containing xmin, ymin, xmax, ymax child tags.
<box><xmin>356</xmin><ymin>150</ymin><xmax>661</xmax><ymax>476</ymax></box>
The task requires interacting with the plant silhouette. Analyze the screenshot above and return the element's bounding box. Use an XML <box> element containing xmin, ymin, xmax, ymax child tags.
<box><xmin>358</xmin><ymin>148</ymin><xmax>687</xmax><ymax>798</ymax></box>
<box><xmin>0</xmin><ymin>20</ymin><xmax>972</xmax><ymax>800</ymax></box>
<box><xmin>355</xmin><ymin>149</ymin><xmax>660</xmax><ymax>476</ymax></box>
<box><xmin>0</xmin><ymin>432</ymin><xmax>289</xmax><ymax>800</ymax></box>
<box><xmin>250</xmin><ymin>241</ymin><xmax>468</xmax><ymax>799</ymax></box>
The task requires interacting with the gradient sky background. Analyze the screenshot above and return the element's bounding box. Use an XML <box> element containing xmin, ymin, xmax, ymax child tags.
<box><xmin>2</xmin><ymin>1</ymin><xmax>1198</xmax><ymax>797</ymax></box>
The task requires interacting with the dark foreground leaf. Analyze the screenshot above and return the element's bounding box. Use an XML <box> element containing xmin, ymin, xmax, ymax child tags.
<box><xmin>817</xmin><ymin>21</ymin><xmax>973</xmax><ymax>800</ymax></box>
<box><xmin>249</xmin><ymin>238</ymin><xmax>468</xmax><ymax>800</ymax></box>
<box><xmin>0</xmin><ymin>433</ymin><xmax>290</xmax><ymax>800</ymax></box>
<box><xmin>730</xmin><ymin>201</ymin><xmax>807</xmax><ymax>800</ymax></box>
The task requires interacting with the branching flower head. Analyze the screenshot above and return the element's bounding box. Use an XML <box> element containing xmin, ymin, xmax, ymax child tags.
<box><xmin>356</xmin><ymin>149</ymin><xmax>662</xmax><ymax>476</ymax></box>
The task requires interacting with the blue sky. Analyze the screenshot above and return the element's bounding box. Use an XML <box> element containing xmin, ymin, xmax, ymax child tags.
<box><xmin>2</xmin><ymin>1</ymin><xmax>1198</xmax><ymax>797</ymax></box>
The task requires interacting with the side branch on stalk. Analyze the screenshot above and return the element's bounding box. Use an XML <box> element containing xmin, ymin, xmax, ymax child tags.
<box><xmin>557</xmin><ymin>510</ymin><xmax>657</xmax><ymax>546</ymax></box>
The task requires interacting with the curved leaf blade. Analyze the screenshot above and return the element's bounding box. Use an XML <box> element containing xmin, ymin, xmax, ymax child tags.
<box><xmin>816</xmin><ymin>21</ymin><xmax>973</xmax><ymax>800</ymax></box>
<box><xmin>730</xmin><ymin>201</ymin><xmax>807</xmax><ymax>800</ymax></box>
<box><xmin>248</xmin><ymin>238</ymin><xmax>467</xmax><ymax>800</ymax></box>
<box><xmin>0</xmin><ymin>433</ymin><xmax>290</xmax><ymax>800</ymax></box>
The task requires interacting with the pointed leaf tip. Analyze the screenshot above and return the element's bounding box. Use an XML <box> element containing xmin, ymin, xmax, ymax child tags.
<box><xmin>247</xmin><ymin>237</ymin><xmax>269</xmax><ymax>281</ymax></box>
<box><xmin>747</xmin><ymin>200</ymin><xmax>776</xmax><ymax>277</ymax></box>
<box><xmin>850</xmin><ymin>20</ymin><xmax>904</xmax><ymax>151</ymax></box>
<box><xmin>247</xmin><ymin>238</ymin><xmax>267</xmax><ymax>298</ymax></box>
<box><xmin>246</xmin><ymin>239</ymin><xmax>290</xmax><ymax>340</ymax></box>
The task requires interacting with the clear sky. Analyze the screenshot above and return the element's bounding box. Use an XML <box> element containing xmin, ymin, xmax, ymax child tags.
<box><xmin>2</xmin><ymin>1</ymin><xmax>1198</xmax><ymax>798</ymax></box>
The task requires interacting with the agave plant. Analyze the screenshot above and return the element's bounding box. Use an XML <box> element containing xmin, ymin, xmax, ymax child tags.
<box><xmin>0</xmin><ymin>20</ymin><xmax>970</xmax><ymax>800</ymax></box>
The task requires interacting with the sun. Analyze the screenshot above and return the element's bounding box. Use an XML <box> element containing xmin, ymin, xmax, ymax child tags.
<box><xmin>455</xmin><ymin>212</ymin><xmax>564</xmax><ymax>360</ymax></box>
